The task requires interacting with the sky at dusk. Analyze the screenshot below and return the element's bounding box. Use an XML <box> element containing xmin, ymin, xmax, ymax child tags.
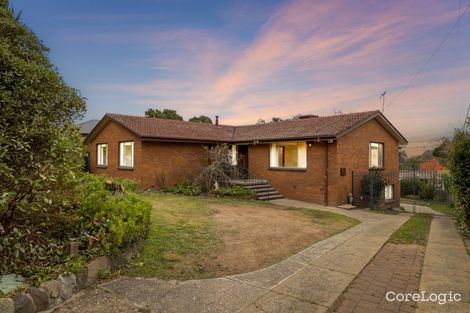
<box><xmin>11</xmin><ymin>0</ymin><xmax>470</xmax><ymax>153</ymax></box>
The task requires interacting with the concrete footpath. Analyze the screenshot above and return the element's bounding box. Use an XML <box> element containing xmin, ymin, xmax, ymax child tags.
<box><xmin>416</xmin><ymin>216</ymin><xmax>470</xmax><ymax>313</ymax></box>
<box><xmin>53</xmin><ymin>200</ymin><xmax>408</xmax><ymax>313</ymax></box>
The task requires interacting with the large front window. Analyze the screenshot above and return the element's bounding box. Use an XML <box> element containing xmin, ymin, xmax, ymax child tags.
<box><xmin>270</xmin><ymin>141</ymin><xmax>307</xmax><ymax>169</ymax></box>
<box><xmin>119</xmin><ymin>141</ymin><xmax>134</xmax><ymax>168</ymax></box>
<box><xmin>369</xmin><ymin>142</ymin><xmax>383</xmax><ymax>168</ymax></box>
<box><xmin>97</xmin><ymin>143</ymin><xmax>107</xmax><ymax>166</ymax></box>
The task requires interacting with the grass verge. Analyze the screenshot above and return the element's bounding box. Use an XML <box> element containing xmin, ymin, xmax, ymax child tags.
<box><xmin>389</xmin><ymin>213</ymin><xmax>433</xmax><ymax>245</ymax></box>
<box><xmin>401</xmin><ymin>197</ymin><xmax>454</xmax><ymax>216</ymax></box>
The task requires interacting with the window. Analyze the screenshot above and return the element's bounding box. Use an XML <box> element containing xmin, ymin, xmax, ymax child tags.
<box><xmin>231</xmin><ymin>145</ymin><xmax>237</xmax><ymax>166</ymax></box>
<box><xmin>119</xmin><ymin>141</ymin><xmax>134</xmax><ymax>168</ymax></box>
<box><xmin>385</xmin><ymin>185</ymin><xmax>393</xmax><ymax>200</ymax></box>
<box><xmin>369</xmin><ymin>142</ymin><xmax>383</xmax><ymax>168</ymax></box>
<box><xmin>97</xmin><ymin>144</ymin><xmax>107</xmax><ymax>166</ymax></box>
<box><xmin>270</xmin><ymin>141</ymin><xmax>307</xmax><ymax>169</ymax></box>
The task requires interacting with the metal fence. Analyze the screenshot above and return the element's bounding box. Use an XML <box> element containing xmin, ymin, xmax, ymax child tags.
<box><xmin>352</xmin><ymin>169</ymin><xmax>453</xmax><ymax>215</ymax></box>
<box><xmin>352</xmin><ymin>170</ymin><xmax>400</xmax><ymax>209</ymax></box>
<box><xmin>399</xmin><ymin>169</ymin><xmax>452</xmax><ymax>204</ymax></box>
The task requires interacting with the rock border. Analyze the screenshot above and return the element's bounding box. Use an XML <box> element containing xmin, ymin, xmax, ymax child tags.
<box><xmin>2</xmin><ymin>242</ymin><xmax>141</xmax><ymax>313</ymax></box>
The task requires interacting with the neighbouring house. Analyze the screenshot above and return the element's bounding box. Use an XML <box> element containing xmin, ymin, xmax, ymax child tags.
<box><xmin>419</xmin><ymin>158</ymin><xmax>448</xmax><ymax>171</ymax></box>
<box><xmin>84</xmin><ymin>110</ymin><xmax>407</xmax><ymax>207</ymax></box>
<box><xmin>78</xmin><ymin>119</ymin><xmax>100</xmax><ymax>137</ymax></box>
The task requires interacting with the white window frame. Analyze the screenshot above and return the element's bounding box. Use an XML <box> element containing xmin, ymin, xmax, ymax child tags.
<box><xmin>369</xmin><ymin>142</ymin><xmax>384</xmax><ymax>168</ymax></box>
<box><xmin>269</xmin><ymin>141</ymin><xmax>307</xmax><ymax>169</ymax></box>
<box><xmin>96</xmin><ymin>143</ymin><xmax>108</xmax><ymax>166</ymax></box>
<box><xmin>385</xmin><ymin>185</ymin><xmax>393</xmax><ymax>200</ymax></box>
<box><xmin>119</xmin><ymin>141</ymin><xmax>134</xmax><ymax>168</ymax></box>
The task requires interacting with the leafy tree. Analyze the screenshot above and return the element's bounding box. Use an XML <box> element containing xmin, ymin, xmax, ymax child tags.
<box><xmin>448</xmin><ymin>130</ymin><xmax>470</xmax><ymax>235</ymax></box>
<box><xmin>399</xmin><ymin>150</ymin><xmax>407</xmax><ymax>163</ymax></box>
<box><xmin>189</xmin><ymin>115</ymin><xmax>212</xmax><ymax>124</ymax></box>
<box><xmin>0</xmin><ymin>1</ymin><xmax>86</xmax><ymax>227</ymax></box>
<box><xmin>432</xmin><ymin>137</ymin><xmax>451</xmax><ymax>165</ymax></box>
<box><xmin>271</xmin><ymin>117</ymin><xmax>283</xmax><ymax>122</ymax></box>
<box><xmin>145</xmin><ymin>108</ymin><xmax>183</xmax><ymax>120</ymax></box>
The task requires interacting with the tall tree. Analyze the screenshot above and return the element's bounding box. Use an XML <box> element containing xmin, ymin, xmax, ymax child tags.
<box><xmin>145</xmin><ymin>108</ymin><xmax>183</xmax><ymax>120</ymax></box>
<box><xmin>189</xmin><ymin>115</ymin><xmax>212</xmax><ymax>124</ymax></box>
<box><xmin>448</xmin><ymin>130</ymin><xmax>470</xmax><ymax>235</ymax></box>
<box><xmin>0</xmin><ymin>0</ymin><xmax>86</xmax><ymax>226</ymax></box>
<box><xmin>432</xmin><ymin>137</ymin><xmax>451</xmax><ymax>164</ymax></box>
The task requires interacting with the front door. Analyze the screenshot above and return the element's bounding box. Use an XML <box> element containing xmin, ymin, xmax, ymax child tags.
<box><xmin>237</xmin><ymin>145</ymin><xmax>249</xmax><ymax>179</ymax></box>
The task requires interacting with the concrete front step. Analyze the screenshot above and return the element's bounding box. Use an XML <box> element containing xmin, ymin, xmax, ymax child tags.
<box><xmin>229</xmin><ymin>179</ymin><xmax>283</xmax><ymax>201</ymax></box>
<box><xmin>256</xmin><ymin>191</ymin><xmax>281</xmax><ymax>197</ymax></box>
<box><xmin>252</xmin><ymin>187</ymin><xmax>276</xmax><ymax>193</ymax></box>
<box><xmin>257</xmin><ymin>194</ymin><xmax>284</xmax><ymax>200</ymax></box>
<box><xmin>244</xmin><ymin>184</ymin><xmax>271</xmax><ymax>190</ymax></box>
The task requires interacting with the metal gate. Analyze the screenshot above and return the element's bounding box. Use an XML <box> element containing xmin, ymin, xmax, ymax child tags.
<box><xmin>352</xmin><ymin>170</ymin><xmax>400</xmax><ymax>209</ymax></box>
<box><xmin>352</xmin><ymin>169</ymin><xmax>453</xmax><ymax>215</ymax></box>
<box><xmin>399</xmin><ymin>169</ymin><xmax>453</xmax><ymax>215</ymax></box>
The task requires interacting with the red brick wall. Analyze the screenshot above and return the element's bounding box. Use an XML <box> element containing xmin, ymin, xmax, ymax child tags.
<box><xmin>89</xmin><ymin>120</ymin><xmax>208</xmax><ymax>189</ymax></box>
<box><xmin>247</xmin><ymin>118</ymin><xmax>400</xmax><ymax>207</ymax></box>
<box><xmin>89</xmin><ymin>120</ymin><xmax>143</xmax><ymax>183</ymax></box>
<box><xmin>335</xmin><ymin>119</ymin><xmax>400</xmax><ymax>207</ymax></box>
<box><xmin>140</xmin><ymin>141</ymin><xmax>208</xmax><ymax>189</ymax></box>
<box><xmin>248</xmin><ymin>143</ymin><xmax>328</xmax><ymax>204</ymax></box>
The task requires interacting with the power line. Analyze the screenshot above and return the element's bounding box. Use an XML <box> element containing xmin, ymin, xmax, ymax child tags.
<box><xmin>385</xmin><ymin>1</ymin><xmax>470</xmax><ymax>110</ymax></box>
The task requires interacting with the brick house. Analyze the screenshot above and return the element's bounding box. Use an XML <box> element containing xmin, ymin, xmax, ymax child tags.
<box><xmin>85</xmin><ymin>110</ymin><xmax>407</xmax><ymax>207</ymax></box>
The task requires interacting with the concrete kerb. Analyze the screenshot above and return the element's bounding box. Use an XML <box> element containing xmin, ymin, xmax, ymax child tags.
<box><xmin>8</xmin><ymin>241</ymin><xmax>142</xmax><ymax>313</ymax></box>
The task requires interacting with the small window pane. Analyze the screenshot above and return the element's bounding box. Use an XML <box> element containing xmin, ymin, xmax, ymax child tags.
<box><xmin>369</xmin><ymin>142</ymin><xmax>383</xmax><ymax>168</ymax></box>
<box><xmin>270</xmin><ymin>142</ymin><xmax>307</xmax><ymax>169</ymax></box>
<box><xmin>97</xmin><ymin>144</ymin><xmax>107</xmax><ymax>166</ymax></box>
<box><xmin>119</xmin><ymin>142</ymin><xmax>134</xmax><ymax>167</ymax></box>
<box><xmin>385</xmin><ymin>185</ymin><xmax>393</xmax><ymax>200</ymax></box>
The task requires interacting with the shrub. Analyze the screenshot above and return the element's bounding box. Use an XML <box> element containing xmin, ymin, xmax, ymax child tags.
<box><xmin>418</xmin><ymin>183</ymin><xmax>435</xmax><ymax>200</ymax></box>
<box><xmin>361</xmin><ymin>170</ymin><xmax>386</xmax><ymax>208</ymax></box>
<box><xmin>400</xmin><ymin>179</ymin><xmax>419</xmax><ymax>197</ymax></box>
<box><xmin>448</xmin><ymin>130</ymin><xmax>470</xmax><ymax>235</ymax></box>
<box><xmin>162</xmin><ymin>180</ymin><xmax>202</xmax><ymax>196</ymax></box>
<box><xmin>215</xmin><ymin>186</ymin><xmax>254</xmax><ymax>197</ymax></box>
<box><xmin>0</xmin><ymin>173</ymin><xmax>151</xmax><ymax>284</ymax></box>
<box><xmin>75</xmin><ymin>174</ymin><xmax>152</xmax><ymax>256</ymax></box>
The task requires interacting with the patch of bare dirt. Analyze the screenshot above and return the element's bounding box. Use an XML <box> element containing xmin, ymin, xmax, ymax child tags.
<box><xmin>203</xmin><ymin>204</ymin><xmax>349</xmax><ymax>276</ymax></box>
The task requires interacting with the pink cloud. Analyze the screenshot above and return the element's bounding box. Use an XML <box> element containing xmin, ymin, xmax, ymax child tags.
<box><xmin>91</xmin><ymin>0</ymin><xmax>469</xmax><ymax>144</ymax></box>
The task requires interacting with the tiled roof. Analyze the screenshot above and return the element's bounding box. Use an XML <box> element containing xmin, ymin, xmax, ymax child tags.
<box><xmin>77</xmin><ymin>119</ymin><xmax>100</xmax><ymax>135</ymax></box>
<box><xmin>233</xmin><ymin>111</ymin><xmax>380</xmax><ymax>141</ymax></box>
<box><xmin>107</xmin><ymin>113</ymin><xmax>236</xmax><ymax>142</ymax></box>
<box><xmin>98</xmin><ymin>110</ymin><xmax>397</xmax><ymax>143</ymax></box>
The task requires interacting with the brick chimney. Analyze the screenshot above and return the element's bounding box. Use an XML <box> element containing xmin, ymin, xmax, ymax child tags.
<box><xmin>297</xmin><ymin>114</ymin><xmax>319</xmax><ymax>119</ymax></box>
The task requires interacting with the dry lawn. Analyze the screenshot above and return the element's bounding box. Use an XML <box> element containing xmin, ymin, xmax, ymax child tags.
<box><xmin>127</xmin><ymin>193</ymin><xmax>358</xmax><ymax>279</ymax></box>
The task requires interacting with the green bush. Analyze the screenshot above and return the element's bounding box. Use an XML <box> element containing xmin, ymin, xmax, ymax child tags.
<box><xmin>75</xmin><ymin>174</ymin><xmax>151</xmax><ymax>256</ymax></box>
<box><xmin>0</xmin><ymin>173</ymin><xmax>151</xmax><ymax>284</ymax></box>
<box><xmin>448</xmin><ymin>130</ymin><xmax>470</xmax><ymax>235</ymax></box>
<box><xmin>215</xmin><ymin>186</ymin><xmax>254</xmax><ymax>197</ymax></box>
<box><xmin>361</xmin><ymin>170</ymin><xmax>386</xmax><ymax>207</ymax></box>
<box><xmin>400</xmin><ymin>179</ymin><xmax>419</xmax><ymax>197</ymax></box>
<box><xmin>418</xmin><ymin>183</ymin><xmax>435</xmax><ymax>200</ymax></box>
<box><xmin>162</xmin><ymin>180</ymin><xmax>202</xmax><ymax>196</ymax></box>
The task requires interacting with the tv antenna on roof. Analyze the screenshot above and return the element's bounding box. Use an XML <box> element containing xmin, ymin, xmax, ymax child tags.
<box><xmin>379</xmin><ymin>91</ymin><xmax>387</xmax><ymax>113</ymax></box>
